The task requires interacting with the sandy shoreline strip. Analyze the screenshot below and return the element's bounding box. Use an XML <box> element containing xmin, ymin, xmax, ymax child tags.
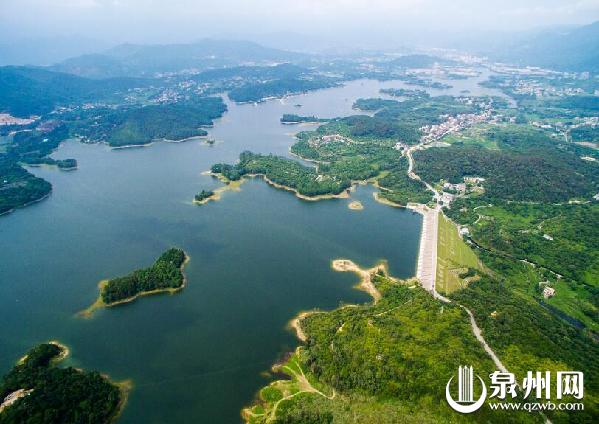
<box><xmin>331</xmin><ymin>259</ymin><xmax>386</xmax><ymax>302</ymax></box>
<box><xmin>288</xmin><ymin>311</ymin><xmax>320</xmax><ymax>342</ymax></box>
<box><xmin>288</xmin><ymin>259</ymin><xmax>393</xmax><ymax>343</ymax></box>
<box><xmin>195</xmin><ymin>172</ymin><xmax>245</xmax><ymax>205</ymax></box>
<box><xmin>110</xmin><ymin>135</ymin><xmax>208</xmax><ymax>150</ymax></box>
<box><xmin>348</xmin><ymin>200</ymin><xmax>363</xmax><ymax>210</ymax></box>
<box><xmin>250</xmin><ymin>174</ymin><xmax>350</xmax><ymax>201</ymax></box>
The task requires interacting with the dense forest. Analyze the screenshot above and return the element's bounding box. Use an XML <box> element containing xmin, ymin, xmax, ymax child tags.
<box><xmin>0</xmin><ymin>343</ymin><xmax>122</xmax><ymax>424</ymax></box>
<box><xmin>376</xmin><ymin>159</ymin><xmax>432</xmax><ymax>205</ymax></box>
<box><xmin>379</xmin><ymin>88</ymin><xmax>429</xmax><ymax>98</ymax></box>
<box><xmin>451</xmin><ymin>276</ymin><xmax>599</xmax><ymax>422</ymax></box>
<box><xmin>72</xmin><ymin>97</ymin><xmax>226</xmax><ymax>147</ymax></box>
<box><xmin>414</xmin><ymin>145</ymin><xmax>597</xmax><ymax>202</ymax></box>
<box><xmin>228</xmin><ymin>78</ymin><xmax>338</xmax><ymax>103</ymax></box>
<box><xmin>0</xmin><ymin>66</ymin><xmax>150</xmax><ymax>117</ymax></box>
<box><xmin>0</xmin><ymin>160</ymin><xmax>51</xmax><ymax>215</ymax></box>
<box><xmin>280</xmin><ymin>114</ymin><xmax>326</xmax><ymax>124</ymax></box>
<box><xmin>212</xmin><ymin>152</ymin><xmax>351</xmax><ymax>197</ymax></box>
<box><xmin>101</xmin><ymin>248</ymin><xmax>187</xmax><ymax>304</ymax></box>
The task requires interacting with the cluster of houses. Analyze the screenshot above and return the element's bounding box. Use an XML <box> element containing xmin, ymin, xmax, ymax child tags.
<box><xmin>419</xmin><ymin>110</ymin><xmax>494</xmax><ymax>145</ymax></box>
<box><xmin>439</xmin><ymin>176</ymin><xmax>486</xmax><ymax>207</ymax></box>
<box><xmin>512</xmin><ymin>79</ymin><xmax>587</xmax><ymax>98</ymax></box>
<box><xmin>308</xmin><ymin>133</ymin><xmax>351</xmax><ymax>148</ymax></box>
<box><xmin>0</xmin><ymin>113</ymin><xmax>37</xmax><ymax>126</ymax></box>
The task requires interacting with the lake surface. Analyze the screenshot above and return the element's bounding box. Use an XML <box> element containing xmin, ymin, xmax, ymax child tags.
<box><xmin>0</xmin><ymin>75</ymin><xmax>505</xmax><ymax>423</ymax></box>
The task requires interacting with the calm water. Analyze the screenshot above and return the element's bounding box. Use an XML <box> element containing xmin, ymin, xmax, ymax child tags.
<box><xmin>0</xmin><ymin>76</ymin><xmax>505</xmax><ymax>423</ymax></box>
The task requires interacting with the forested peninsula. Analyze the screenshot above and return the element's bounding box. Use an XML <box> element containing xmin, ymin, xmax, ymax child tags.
<box><xmin>0</xmin><ymin>342</ymin><xmax>127</xmax><ymax>424</ymax></box>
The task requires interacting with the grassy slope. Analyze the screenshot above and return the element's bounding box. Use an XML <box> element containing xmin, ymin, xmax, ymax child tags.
<box><xmin>436</xmin><ymin>214</ymin><xmax>483</xmax><ymax>294</ymax></box>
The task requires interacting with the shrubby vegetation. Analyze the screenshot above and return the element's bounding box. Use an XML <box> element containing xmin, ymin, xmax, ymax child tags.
<box><xmin>0</xmin><ymin>343</ymin><xmax>122</xmax><ymax>424</ymax></box>
<box><xmin>301</xmin><ymin>282</ymin><xmax>492</xmax><ymax>398</ymax></box>
<box><xmin>247</xmin><ymin>276</ymin><xmax>536</xmax><ymax>423</ymax></box>
<box><xmin>101</xmin><ymin>248</ymin><xmax>187</xmax><ymax>304</ymax></box>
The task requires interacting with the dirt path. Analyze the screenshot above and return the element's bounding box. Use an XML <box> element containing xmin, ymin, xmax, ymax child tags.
<box><xmin>405</xmin><ymin>142</ymin><xmax>511</xmax><ymax>381</ymax></box>
<box><xmin>461</xmin><ymin>306</ymin><xmax>508</xmax><ymax>372</ymax></box>
<box><xmin>247</xmin><ymin>356</ymin><xmax>335</xmax><ymax>423</ymax></box>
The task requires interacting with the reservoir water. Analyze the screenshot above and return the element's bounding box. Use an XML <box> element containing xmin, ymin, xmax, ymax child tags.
<box><xmin>0</xmin><ymin>76</ymin><xmax>506</xmax><ymax>423</ymax></box>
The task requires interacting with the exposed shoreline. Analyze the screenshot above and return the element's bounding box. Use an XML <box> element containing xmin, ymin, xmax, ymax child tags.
<box><xmin>110</xmin><ymin>379</ymin><xmax>133</xmax><ymax>424</ymax></box>
<box><xmin>288</xmin><ymin>259</ymin><xmax>393</xmax><ymax>344</ymax></box>
<box><xmin>348</xmin><ymin>200</ymin><xmax>364</xmax><ymax>210</ymax></box>
<box><xmin>331</xmin><ymin>259</ymin><xmax>387</xmax><ymax>302</ymax></box>
<box><xmin>78</xmin><ymin>253</ymin><xmax>190</xmax><ymax>318</ymax></box>
<box><xmin>110</xmin><ymin>135</ymin><xmax>207</xmax><ymax>150</ymax></box>
<box><xmin>288</xmin><ymin>311</ymin><xmax>320</xmax><ymax>342</ymax></box>
<box><xmin>195</xmin><ymin>171</ymin><xmax>246</xmax><ymax>205</ymax></box>
<box><xmin>255</xmin><ymin>174</ymin><xmax>350</xmax><ymax>201</ymax></box>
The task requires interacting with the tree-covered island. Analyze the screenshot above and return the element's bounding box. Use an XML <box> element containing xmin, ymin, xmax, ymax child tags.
<box><xmin>0</xmin><ymin>342</ymin><xmax>128</xmax><ymax>424</ymax></box>
<box><xmin>81</xmin><ymin>248</ymin><xmax>189</xmax><ymax>317</ymax></box>
<box><xmin>194</xmin><ymin>189</ymin><xmax>216</xmax><ymax>204</ymax></box>
<box><xmin>280</xmin><ymin>114</ymin><xmax>328</xmax><ymax>124</ymax></box>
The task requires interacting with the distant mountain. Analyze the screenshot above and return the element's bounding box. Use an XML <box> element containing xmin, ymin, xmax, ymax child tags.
<box><xmin>51</xmin><ymin>39</ymin><xmax>307</xmax><ymax>78</ymax></box>
<box><xmin>492</xmin><ymin>21</ymin><xmax>599</xmax><ymax>72</ymax></box>
<box><xmin>0</xmin><ymin>66</ymin><xmax>150</xmax><ymax>117</ymax></box>
<box><xmin>0</xmin><ymin>36</ymin><xmax>110</xmax><ymax>67</ymax></box>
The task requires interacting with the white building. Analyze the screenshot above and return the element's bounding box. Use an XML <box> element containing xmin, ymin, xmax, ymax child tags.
<box><xmin>543</xmin><ymin>287</ymin><xmax>556</xmax><ymax>299</ymax></box>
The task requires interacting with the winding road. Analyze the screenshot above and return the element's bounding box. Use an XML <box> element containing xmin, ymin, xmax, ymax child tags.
<box><xmin>405</xmin><ymin>141</ymin><xmax>511</xmax><ymax>377</ymax></box>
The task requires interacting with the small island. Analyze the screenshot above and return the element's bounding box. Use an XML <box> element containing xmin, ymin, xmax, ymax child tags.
<box><xmin>348</xmin><ymin>200</ymin><xmax>364</xmax><ymax>210</ymax></box>
<box><xmin>0</xmin><ymin>342</ymin><xmax>129</xmax><ymax>423</ymax></box>
<box><xmin>194</xmin><ymin>189</ymin><xmax>216</xmax><ymax>205</ymax></box>
<box><xmin>280</xmin><ymin>114</ymin><xmax>327</xmax><ymax>124</ymax></box>
<box><xmin>81</xmin><ymin>248</ymin><xmax>189</xmax><ymax>317</ymax></box>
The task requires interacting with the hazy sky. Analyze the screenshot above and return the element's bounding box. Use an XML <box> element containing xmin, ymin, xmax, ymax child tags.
<box><xmin>2</xmin><ymin>0</ymin><xmax>599</xmax><ymax>44</ymax></box>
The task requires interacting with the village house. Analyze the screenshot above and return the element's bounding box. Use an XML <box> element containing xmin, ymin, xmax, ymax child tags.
<box><xmin>543</xmin><ymin>286</ymin><xmax>556</xmax><ymax>299</ymax></box>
